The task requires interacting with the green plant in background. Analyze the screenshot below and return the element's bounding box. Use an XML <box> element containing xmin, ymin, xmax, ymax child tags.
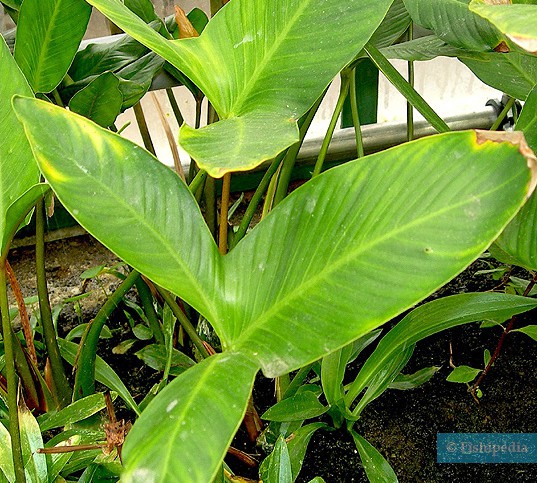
<box><xmin>1</xmin><ymin>0</ymin><xmax>537</xmax><ymax>482</ymax></box>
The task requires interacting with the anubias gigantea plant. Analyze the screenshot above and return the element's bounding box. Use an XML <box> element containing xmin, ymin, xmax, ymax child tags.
<box><xmin>5</xmin><ymin>0</ymin><xmax>537</xmax><ymax>481</ymax></box>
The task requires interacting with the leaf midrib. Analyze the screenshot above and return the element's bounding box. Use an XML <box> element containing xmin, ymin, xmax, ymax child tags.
<box><xmin>232</xmin><ymin>174</ymin><xmax>523</xmax><ymax>349</ymax></box>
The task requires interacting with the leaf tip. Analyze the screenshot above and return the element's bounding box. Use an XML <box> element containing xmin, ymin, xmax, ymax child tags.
<box><xmin>475</xmin><ymin>129</ymin><xmax>537</xmax><ymax>198</ymax></box>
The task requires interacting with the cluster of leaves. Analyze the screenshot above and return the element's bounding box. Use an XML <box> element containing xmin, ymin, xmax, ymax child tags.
<box><xmin>1</xmin><ymin>0</ymin><xmax>537</xmax><ymax>482</ymax></box>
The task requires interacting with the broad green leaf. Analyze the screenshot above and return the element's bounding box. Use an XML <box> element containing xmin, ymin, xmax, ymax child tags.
<box><xmin>403</xmin><ymin>0</ymin><xmax>502</xmax><ymax>51</ymax></box>
<box><xmin>350</xmin><ymin>430</ymin><xmax>398</xmax><ymax>483</ymax></box>
<box><xmin>460</xmin><ymin>51</ymin><xmax>537</xmax><ymax>99</ymax></box>
<box><xmin>132</xmin><ymin>324</ymin><xmax>153</xmax><ymax>340</ymax></box>
<box><xmin>121</xmin><ymin>352</ymin><xmax>258</xmax><ymax>483</ymax></box>
<box><xmin>287</xmin><ymin>423</ymin><xmax>328</xmax><ymax>481</ymax></box>
<box><xmin>490</xmin><ymin>91</ymin><xmax>537</xmax><ymax>269</ymax></box>
<box><xmin>14</xmin><ymin>0</ymin><xmax>92</xmax><ymax>93</ymax></box>
<box><xmin>135</xmin><ymin>343</ymin><xmax>195</xmax><ymax>376</ymax></box>
<box><xmin>388</xmin><ymin>366</ymin><xmax>440</xmax><ymax>390</ymax></box>
<box><xmin>345</xmin><ymin>293</ymin><xmax>537</xmax><ymax>405</ymax></box>
<box><xmin>58</xmin><ymin>339</ymin><xmax>140</xmax><ymax>416</ymax></box>
<box><xmin>68</xmin><ymin>72</ymin><xmax>123</xmax><ymax>127</ymax></box>
<box><xmin>18</xmin><ymin>402</ymin><xmax>47</xmax><ymax>483</ymax></box>
<box><xmin>227</xmin><ymin>130</ymin><xmax>536</xmax><ymax>376</ymax></box>
<box><xmin>0</xmin><ymin>35</ymin><xmax>40</xmax><ymax>258</ymax></box>
<box><xmin>369</xmin><ymin>0</ymin><xmax>412</xmax><ymax>51</ymax></box>
<box><xmin>14</xmin><ymin>98</ymin><xmax>221</xmax><ymax>327</ymax></box>
<box><xmin>514</xmin><ymin>325</ymin><xmax>537</xmax><ymax>341</ymax></box>
<box><xmin>37</xmin><ymin>393</ymin><xmax>107</xmax><ymax>431</ymax></box>
<box><xmin>259</xmin><ymin>436</ymin><xmax>293</xmax><ymax>483</ymax></box>
<box><xmin>470</xmin><ymin>1</ymin><xmax>537</xmax><ymax>54</ymax></box>
<box><xmin>0</xmin><ymin>422</ymin><xmax>14</xmax><ymax>483</ymax></box>
<box><xmin>517</xmin><ymin>84</ymin><xmax>537</xmax><ymax>151</ymax></box>
<box><xmin>261</xmin><ymin>392</ymin><xmax>327</xmax><ymax>422</ymax></box>
<box><xmin>124</xmin><ymin>0</ymin><xmax>158</xmax><ymax>23</ymax></box>
<box><xmin>446</xmin><ymin>365</ymin><xmax>481</xmax><ymax>383</ymax></box>
<box><xmin>85</xmin><ymin>0</ymin><xmax>394</xmax><ymax>176</ymax></box>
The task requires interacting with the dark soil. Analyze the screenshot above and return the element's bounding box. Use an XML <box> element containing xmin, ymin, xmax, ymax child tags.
<box><xmin>6</xmin><ymin>234</ymin><xmax>537</xmax><ymax>482</ymax></box>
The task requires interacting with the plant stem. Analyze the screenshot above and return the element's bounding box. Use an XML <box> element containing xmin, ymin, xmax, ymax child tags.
<box><xmin>166</xmin><ymin>88</ymin><xmax>184</xmax><ymax>126</ymax></box>
<box><xmin>156</xmin><ymin>287</ymin><xmax>211</xmax><ymax>359</ymax></box>
<box><xmin>349</xmin><ymin>70</ymin><xmax>364</xmax><ymax>158</ymax></box>
<box><xmin>35</xmin><ymin>198</ymin><xmax>71</xmax><ymax>407</ymax></box>
<box><xmin>189</xmin><ymin>169</ymin><xmax>207</xmax><ymax>195</ymax></box>
<box><xmin>133</xmin><ymin>102</ymin><xmax>156</xmax><ymax>156</ymax></box>
<box><xmin>230</xmin><ymin>154</ymin><xmax>284</xmax><ymax>249</ymax></box>
<box><xmin>273</xmin><ymin>89</ymin><xmax>327</xmax><ymax>205</ymax></box>
<box><xmin>471</xmin><ymin>272</ymin><xmax>537</xmax><ymax>395</ymax></box>
<box><xmin>407</xmin><ymin>23</ymin><xmax>415</xmax><ymax>142</ymax></box>
<box><xmin>203</xmin><ymin>176</ymin><xmax>217</xmax><ymax>237</ymax></box>
<box><xmin>364</xmin><ymin>42</ymin><xmax>450</xmax><ymax>134</ymax></box>
<box><xmin>0</xmin><ymin>264</ymin><xmax>26</xmax><ymax>483</ymax></box>
<box><xmin>218</xmin><ymin>173</ymin><xmax>231</xmax><ymax>255</ymax></box>
<box><xmin>73</xmin><ymin>270</ymin><xmax>140</xmax><ymax>400</ymax></box>
<box><xmin>134</xmin><ymin>277</ymin><xmax>164</xmax><ymax>345</ymax></box>
<box><xmin>312</xmin><ymin>74</ymin><xmax>351</xmax><ymax>177</ymax></box>
<box><xmin>490</xmin><ymin>96</ymin><xmax>515</xmax><ymax>131</ymax></box>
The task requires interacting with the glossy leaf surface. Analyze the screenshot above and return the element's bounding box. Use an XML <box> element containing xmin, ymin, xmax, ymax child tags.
<box><xmin>14</xmin><ymin>0</ymin><xmax>91</xmax><ymax>92</ymax></box>
<box><xmin>403</xmin><ymin>0</ymin><xmax>502</xmax><ymax>50</ymax></box>
<box><xmin>226</xmin><ymin>130</ymin><xmax>535</xmax><ymax>376</ymax></box>
<box><xmin>259</xmin><ymin>437</ymin><xmax>293</xmax><ymax>483</ymax></box>
<box><xmin>470</xmin><ymin>0</ymin><xmax>537</xmax><ymax>53</ymax></box>
<box><xmin>121</xmin><ymin>352</ymin><xmax>258</xmax><ymax>483</ymax></box>
<box><xmin>0</xmin><ymin>36</ymin><xmax>39</xmax><ymax>259</ymax></box>
<box><xmin>85</xmin><ymin>0</ymin><xmax>394</xmax><ymax>176</ymax></box>
<box><xmin>350</xmin><ymin>430</ymin><xmax>398</xmax><ymax>483</ymax></box>
<box><xmin>492</xmin><ymin>101</ymin><xmax>537</xmax><ymax>270</ymax></box>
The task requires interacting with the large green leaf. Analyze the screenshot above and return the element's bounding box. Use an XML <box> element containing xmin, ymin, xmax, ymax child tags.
<box><xmin>225</xmin><ymin>130</ymin><xmax>536</xmax><ymax>376</ymax></box>
<box><xmin>460</xmin><ymin>51</ymin><xmax>537</xmax><ymax>99</ymax></box>
<box><xmin>85</xmin><ymin>0</ymin><xmax>394</xmax><ymax>176</ymax></box>
<box><xmin>490</xmin><ymin>89</ymin><xmax>537</xmax><ymax>270</ymax></box>
<box><xmin>403</xmin><ymin>0</ymin><xmax>502</xmax><ymax>51</ymax></box>
<box><xmin>0</xmin><ymin>35</ymin><xmax>40</xmax><ymax>259</ymax></box>
<box><xmin>470</xmin><ymin>0</ymin><xmax>537</xmax><ymax>54</ymax></box>
<box><xmin>345</xmin><ymin>293</ymin><xmax>537</xmax><ymax>405</ymax></box>
<box><xmin>14</xmin><ymin>98</ymin><xmax>221</xmax><ymax>328</ymax></box>
<box><xmin>14</xmin><ymin>0</ymin><xmax>92</xmax><ymax>93</ymax></box>
<box><xmin>121</xmin><ymin>352</ymin><xmax>258</xmax><ymax>482</ymax></box>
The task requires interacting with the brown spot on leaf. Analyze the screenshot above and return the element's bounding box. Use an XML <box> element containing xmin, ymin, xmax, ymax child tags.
<box><xmin>475</xmin><ymin>130</ymin><xmax>537</xmax><ymax>198</ymax></box>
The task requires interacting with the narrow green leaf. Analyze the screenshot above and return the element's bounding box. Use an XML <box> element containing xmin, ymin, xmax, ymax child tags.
<box><xmin>345</xmin><ymin>293</ymin><xmax>537</xmax><ymax>405</ymax></box>
<box><xmin>517</xmin><ymin>84</ymin><xmax>537</xmax><ymax>151</ymax></box>
<box><xmin>0</xmin><ymin>423</ymin><xmax>14</xmax><ymax>483</ymax></box>
<box><xmin>382</xmin><ymin>35</ymin><xmax>466</xmax><ymax>62</ymax></box>
<box><xmin>0</xmin><ymin>35</ymin><xmax>39</xmax><ymax>258</ymax></box>
<box><xmin>514</xmin><ymin>325</ymin><xmax>537</xmax><ymax>341</ymax></box>
<box><xmin>447</xmin><ymin>365</ymin><xmax>481</xmax><ymax>383</ymax></box>
<box><xmin>287</xmin><ymin>423</ymin><xmax>328</xmax><ymax>481</ymax></box>
<box><xmin>48</xmin><ymin>435</ymin><xmax>80</xmax><ymax>481</ymax></box>
<box><xmin>37</xmin><ymin>393</ymin><xmax>107</xmax><ymax>432</ymax></box>
<box><xmin>85</xmin><ymin>0</ymin><xmax>394</xmax><ymax>176</ymax></box>
<box><xmin>135</xmin><ymin>343</ymin><xmax>195</xmax><ymax>375</ymax></box>
<box><xmin>350</xmin><ymin>430</ymin><xmax>398</xmax><ymax>483</ymax></box>
<box><xmin>259</xmin><ymin>436</ymin><xmax>293</xmax><ymax>483</ymax></box>
<box><xmin>483</xmin><ymin>349</ymin><xmax>492</xmax><ymax>367</ymax></box>
<box><xmin>121</xmin><ymin>352</ymin><xmax>259</xmax><ymax>483</ymax></box>
<box><xmin>321</xmin><ymin>344</ymin><xmax>354</xmax><ymax>408</ymax></box>
<box><xmin>469</xmin><ymin>1</ymin><xmax>537</xmax><ymax>54</ymax></box>
<box><xmin>58</xmin><ymin>339</ymin><xmax>140</xmax><ymax>416</ymax></box>
<box><xmin>68</xmin><ymin>72</ymin><xmax>123</xmax><ymax>127</ymax></box>
<box><xmin>14</xmin><ymin>0</ymin><xmax>92</xmax><ymax>92</ymax></box>
<box><xmin>228</xmin><ymin>131</ymin><xmax>535</xmax><ymax>377</ymax></box>
<box><xmin>403</xmin><ymin>0</ymin><xmax>502</xmax><ymax>51</ymax></box>
<box><xmin>18</xmin><ymin>402</ymin><xmax>47</xmax><ymax>483</ymax></box>
<box><xmin>388</xmin><ymin>366</ymin><xmax>440</xmax><ymax>390</ymax></box>
<box><xmin>262</xmin><ymin>392</ymin><xmax>327</xmax><ymax>422</ymax></box>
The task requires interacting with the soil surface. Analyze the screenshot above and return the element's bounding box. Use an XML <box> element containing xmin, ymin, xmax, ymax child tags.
<box><xmin>6</xmin><ymin>233</ymin><xmax>537</xmax><ymax>482</ymax></box>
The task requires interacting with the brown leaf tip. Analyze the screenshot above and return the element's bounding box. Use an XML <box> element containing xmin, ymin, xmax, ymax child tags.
<box><xmin>475</xmin><ymin>129</ymin><xmax>537</xmax><ymax>198</ymax></box>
